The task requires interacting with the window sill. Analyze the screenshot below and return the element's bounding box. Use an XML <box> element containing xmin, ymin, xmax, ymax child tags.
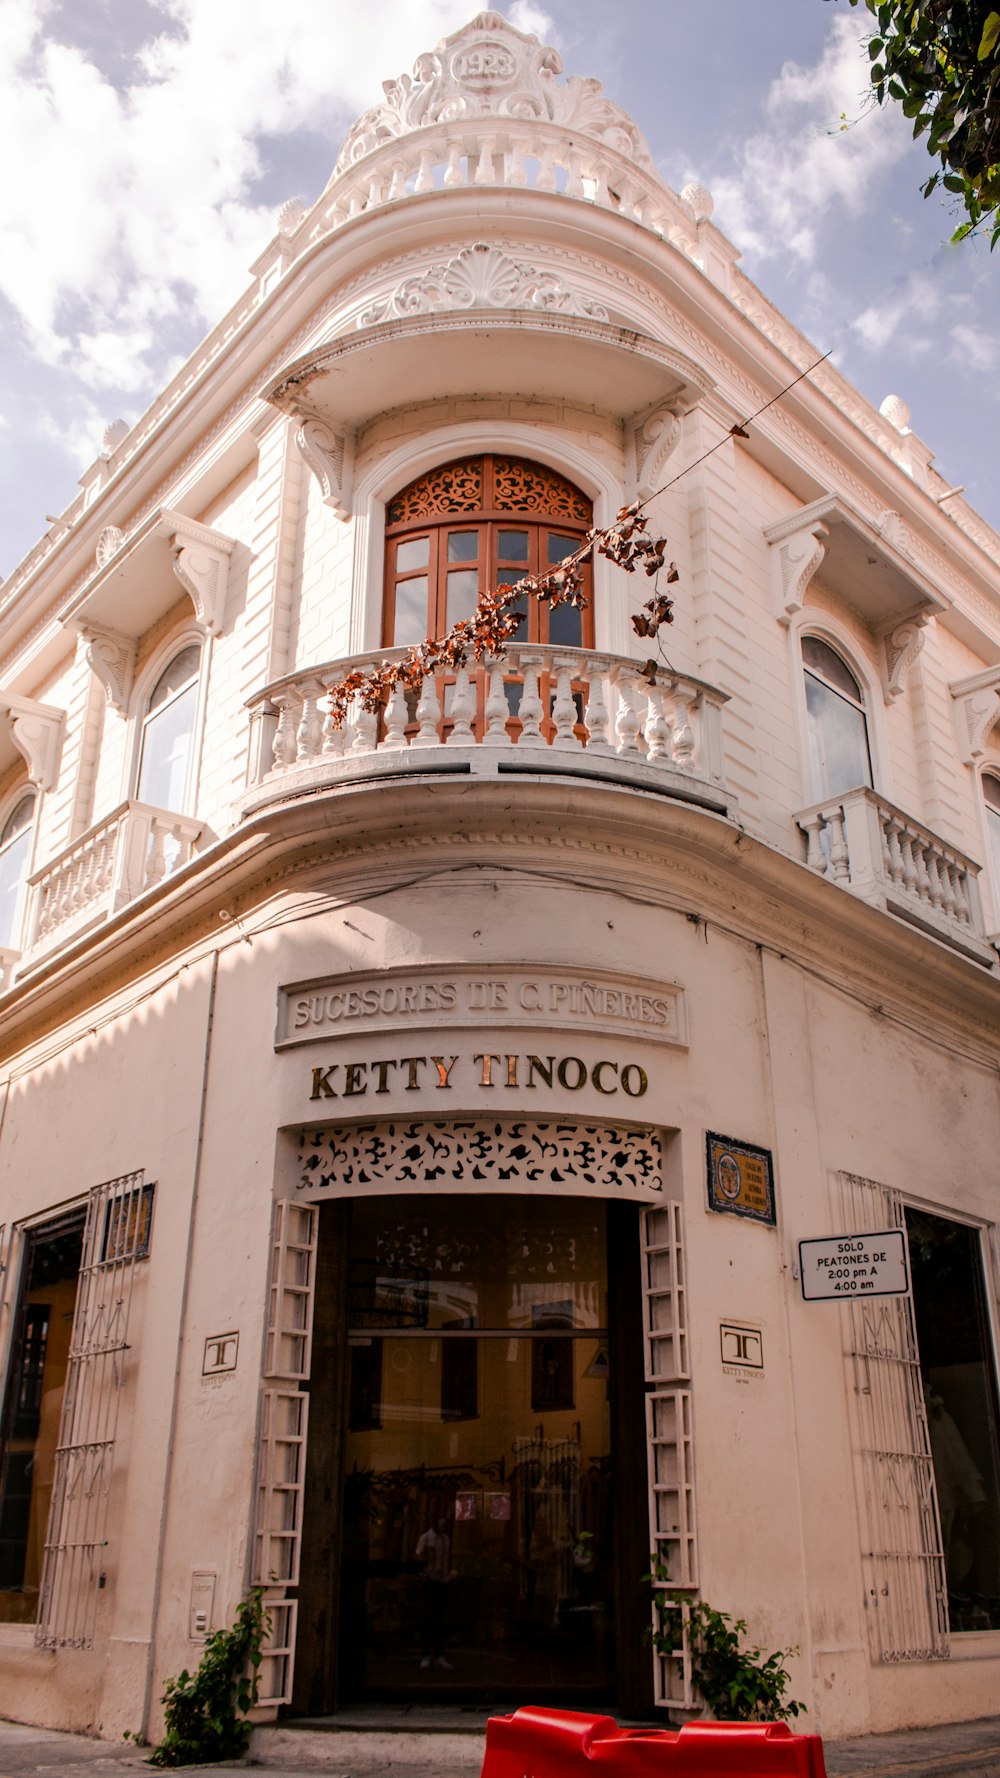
<box><xmin>950</xmin><ymin>1629</ymin><xmax>1000</xmax><ymax>1660</ymax></box>
<box><xmin>0</xmin><ymin>1622</ymin><xmax>39</xmax><ymax>1648</ymax></box>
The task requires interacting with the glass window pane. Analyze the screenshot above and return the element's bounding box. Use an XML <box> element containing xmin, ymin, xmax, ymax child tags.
<box><xmin>396</xmin><ymin>537</ymin><xmax>429</xmax><ymax>573</ymax></box>
<box><xmin>983</xmin><ymin>774</ymin><xmax>1000</xmax><ymax>815</ymax></box>
<box><xmin>447</xmin><ymin>532</ymin><xmax>479</xmax><ymax>563</ymax></box>
<box><xmin>0</xmin><ymin>825</ymin><xmax>31</xmax><ymax>949</ymax></box>
<box><xmin>986</xmin><ymin>807</ymin><xmax>1000</xmax><ymax>904</ymax></box>
<box><xmin>805</xmin><ymin>671</ymin><xmax>872</xmax><ymax>799</ymax></box>
<box><xmin>137</xmin><ymin>677</ymin><xmax>198</xmax><ymax>812</ymax></box>
<box><xmin>0</xmin><ymin>796</ymin><xmax>34</xmax><ymax>848</ymax></box>
<box><xmin>147</xmin><ymin>645</ymin><xmax>200</xmax><ymax>715</ymax></box>
<box><xmin>447</xmin><ymin>569</ymin><xmax>480</xmax><ymax>627</ymax></box>
<box><xmin>906</xmin><ymin>1208</ymin><xmax>1000</xmax><ymax>1630</ymax></box>
<box><xmin>549</xmin><ymin>600</ymin><xmax>583</xmax><ymax>647</ymax></box>
<box><xmin>391</xmin><ymin>577</ymin><xmax>429</xmax><ymax>647</ymax></box>
<box><xmin>547</xmin><ymin>534</ymin><xmax>578</xmax><ymax>566</ymax></box>
<box><xmin>498</xmin><ymin>531</ymin><xmax>529</xmax><ymax>564</ymax></box>
<box><xmin>801</xmin><ymin>637</ymin><xmax>863</xmax><ymax>704</ymax></box>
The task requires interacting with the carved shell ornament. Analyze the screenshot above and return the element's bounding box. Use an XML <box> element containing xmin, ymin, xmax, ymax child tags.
<box><xmin>358</xmin><ymin>242</ymin><xmax>609</xmax><ymax>328</ymax></box>
<box><xmin>333</xmin><ymin>10</ymin><xmax>654</xmax><ymax>175</ymax></box>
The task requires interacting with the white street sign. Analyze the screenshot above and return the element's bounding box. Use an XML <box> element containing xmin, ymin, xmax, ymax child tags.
<box><xmin>799</xmin><ymin>1231</ymin><xmax>909</xmax><ymax>1301</ymax></box>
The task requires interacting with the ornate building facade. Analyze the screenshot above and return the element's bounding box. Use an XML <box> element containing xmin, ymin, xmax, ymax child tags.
<box><xmin>2</xmin><ymin>11</ymin><xmax>1000</xmax><ymax>1748</ymax></box>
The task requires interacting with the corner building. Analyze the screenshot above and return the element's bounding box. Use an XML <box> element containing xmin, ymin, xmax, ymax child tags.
<box><xmin>2</xmin><ymin>12</ymin><xmax>1000</xmax><ymax>1746</ymax></box>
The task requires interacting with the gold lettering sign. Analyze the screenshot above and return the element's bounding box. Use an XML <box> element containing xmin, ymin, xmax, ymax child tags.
<box><xmin>308</xmin><ymin>1052</ymin><xmax>648</xmax><ymax>1102</ymax></box>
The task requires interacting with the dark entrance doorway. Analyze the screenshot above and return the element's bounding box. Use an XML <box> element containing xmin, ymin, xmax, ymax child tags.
<box><xmin>293</xmin><ymin>1194</ymin><xmax>651</xmax><ymax>1716</ymax></box>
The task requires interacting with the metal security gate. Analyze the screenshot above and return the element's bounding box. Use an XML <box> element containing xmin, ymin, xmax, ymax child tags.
<box><xmin>35</xmin><ymin>1172</ymin><xmax>151</xmax><ymax>1649</ymax></box>
<box><xmin>642</xmin><ymin>1200</ymin><xmax>698</xmax><ymax>1708</ymax></box>
<box><xmin>839</xmin><ymin>1171</ymin><xmax>949</xmax><ymax>1662</ymax></box>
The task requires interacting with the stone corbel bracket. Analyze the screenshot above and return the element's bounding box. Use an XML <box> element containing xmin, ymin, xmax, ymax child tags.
<box><xmin>764</xmin><ymin>511</ymin><xmax>828</xmax><ymax>625</ymax></box>
<box><xmin>627</xmin><ymin>402</ymin><xmax>684</xmax><ymax>503</ymax></box>
<box><xmin>951</xmin><ymin>666</ymin><xmax>1000</xmax><ymax>764</ymax></box>
<box><xmin>0</xmin><ymin>697</ymin><xmax>64</xmax><ymax>791</ymax></box>
<box><xmin>75</xmin><ymin>623</ymin><xmax>137</xmax><ymax>715</ymax></box>
<box><xmin>293</xmin><ymin>409</ymin><xmax>354</xmax><ymax>520</ymax></box>
<box><xmin>880</xmin><ymin>611</ymin><xmax>928</xmax><ymax>705</ymax></box>
<box><xmin>168</xmin><ymin>517</ymin><xmax>234</xmax><ymax>634</ymax></box>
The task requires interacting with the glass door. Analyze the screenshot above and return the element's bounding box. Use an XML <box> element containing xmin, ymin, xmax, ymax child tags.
<box><xmin>339</xmin><ymin>1195</ymin><xmax>614</xmax><ymax>1701</ymax></box>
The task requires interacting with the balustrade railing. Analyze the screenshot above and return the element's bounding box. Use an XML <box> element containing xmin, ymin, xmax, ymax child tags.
<box><xmin>26</xmin><ymin>802</ymin><xmax>203</xmax><ymax>957</ymax></box>
<box><xmin>796</xmin><ymin>786</ymin><xmax>993</xmax><ymax>963</ymax></box>
<box><xmin>303</xmin><ymin>119</ymin><xmax>699</xmax><ymax>264</ymax></box>
<box><xmin>242</xmin><ymin>645</ymin><xmax>731</xmax><ymax>814</ymax></box>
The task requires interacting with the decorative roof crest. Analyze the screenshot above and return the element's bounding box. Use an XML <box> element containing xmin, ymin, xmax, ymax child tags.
<box><xmin>333</xmin><ymin>10</ymin><xmax>653</xmax><ymax>176</ymax></box>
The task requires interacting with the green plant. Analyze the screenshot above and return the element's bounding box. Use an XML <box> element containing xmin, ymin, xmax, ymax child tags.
<box><xmin>148</xmin><ymin>1588</ymin><xmax>269</xmax><ymax>1768</ymax></box>
<box><xmin>646</xmin><ymin>1556</ymin><xmax>803</xmax><ymax>1723</ymax></box>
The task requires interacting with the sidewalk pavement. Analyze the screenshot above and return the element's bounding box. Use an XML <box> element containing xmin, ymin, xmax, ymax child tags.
<box><xmin>0</xmin><ymin>1710</ymin><xmax>998</xmax><ymax>1778</ymax></box>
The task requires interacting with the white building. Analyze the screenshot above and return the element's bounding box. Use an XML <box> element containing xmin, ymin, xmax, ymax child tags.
<box><xmin>2</xmin><ymin>10</ymin><xmax>1000</xmax><ymax>1749</ymax></box>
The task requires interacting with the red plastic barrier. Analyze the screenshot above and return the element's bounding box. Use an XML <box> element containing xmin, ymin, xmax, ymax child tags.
<box><xmin>481</xmin><ymin>1707</ymin><xmax>827</xmax><ymax>1778</ymax></box>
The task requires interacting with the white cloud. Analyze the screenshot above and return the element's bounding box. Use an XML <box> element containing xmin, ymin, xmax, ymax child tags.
<box><xmin>702</xmin><ymin>14</ymin><xmax>911</xmax><ymax>266</ymax></box>
<box><xmin>950</xmin><ymin>323</ymin><xmax>998</xmax><ymax>375</ymax></box>
<box><xmin>0</xmin><ymin>0</ymin><xmax>505</xmax><ymax>440</ymax></box>
<box><xmin>508</xmin><ymin>0</ymin><xmax>555</xmax><ymax>37</ymax></box>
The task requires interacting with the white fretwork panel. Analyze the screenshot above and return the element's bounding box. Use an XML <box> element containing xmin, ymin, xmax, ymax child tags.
<box><xmin>642</xmin><ymin>1201</ymin><xmax>688</xmax><ymax>1384</ymax></box>
<box><xmin>839</xmin><ymin>1172</ymin><xmax>949</xmax><ymax>1663</ymax></box>
<box><xmin>253</xmin><ymin>1389</ymin><xmax>309</xmax><ymax>1588</ymax></box>
<box><xmin>36</xmin><ymin>1172</ymin><xmax>151</xmax><ymax>1650</ymax></box>
<box><xmin>296</xmin><ymin>1120</ymin><xmax>662</xmax><ymax>1198</ymax></box>
<box><xmin>264</xmin><ymin>1199</ymin><xmax>317</xmax><ymax>1382</ymax></box>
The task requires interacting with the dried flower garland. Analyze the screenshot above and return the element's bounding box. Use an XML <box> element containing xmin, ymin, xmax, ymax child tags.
<box><xmin>324</xmin><ymin>504</ymin><xmax>677</xmax><ymax>724</ymax></box>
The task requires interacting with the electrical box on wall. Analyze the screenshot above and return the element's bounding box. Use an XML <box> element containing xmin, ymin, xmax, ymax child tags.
<box><xmin>189</xmin><ymin>1571</ymin><xmax>216</xmax><ymax>1640</ymax></box>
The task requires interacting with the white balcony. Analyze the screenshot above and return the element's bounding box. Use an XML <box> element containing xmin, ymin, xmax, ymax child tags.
<box><xmin>241</xmin><ymin>645</ymin><xmax>734</xmax><ymax>820</ymax></box>
<box><xmin>796</xmin><ymin>787</ymin><xmax>994</xmax><ymax>966</ymax></box>
<box><xmin>21</xmin><ymin>802</ymin><xmax>203</xmax><ymax>965</ymax></box>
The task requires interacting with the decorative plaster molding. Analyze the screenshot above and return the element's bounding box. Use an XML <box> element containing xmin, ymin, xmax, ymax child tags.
<box><xmin>95</xmin><ymin>526</ymin><xmax>125</xmax><ymax>568</ymax></box>
<box><xmin>877</xmin><ymin>508</ymin><xmax>912</xmax><ymax>559</ymax></box>
<box><xmin>167</xmin><ymin>518</ymin><xmax>233</xmax><ymax>634</ymax></box>
<box><xmin>951</xmin><ymin>667</ymin><xmax>1000</xmax><ymax>763</ymax></box>
<box><xmin>76</xmin><ymin>623</ymin><xmax>137</xmax><ymax>714</ymax></box>
<box><xmin>881</xmin><ymin>614</ymin><xmax>928</xmax><ymax>704</ymax></box>
<box><xmin>0</xmin><ymin>697</ymin><xmax>64</xmax><ymax>790</ymax></box>
<box><xmin>628</xmin><ymin>402</ymin><xmax>683</xmax><ymax>502</ymax></box>
<box><xmin>768</xmin><ymin>520</ymin><xmax>828</xmax><ymax>624</ymax></box>
<box><xmin>293</xmin><ymin>413</ymin><xmax>354</xmax><ymax>520</ymax></box>
<box><xmin>334</xmin><ymin>11</ymin><xmax>654</xmax><ymax>176</ymax></box>
<box><xmin>357</xmin><ymin>243</ymin><xmax>609</xmax><ymax>328</ymax></box>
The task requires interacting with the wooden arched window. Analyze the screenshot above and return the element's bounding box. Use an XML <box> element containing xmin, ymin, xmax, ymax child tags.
<box><xmin>802</xmin><ymin>635</ymin><xmax>873</xmax><ymax>801</ymax></box>
<box><xmin>384</xmin><ymin>454</ymin><xmax>594</xmax><ymax>651</ymax></box>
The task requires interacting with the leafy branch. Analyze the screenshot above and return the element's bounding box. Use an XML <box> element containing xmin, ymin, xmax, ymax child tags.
<box><xmin>839</xmin><ymin>0</ymin><xmax>1000</xmax><ymax>247</ymax></box>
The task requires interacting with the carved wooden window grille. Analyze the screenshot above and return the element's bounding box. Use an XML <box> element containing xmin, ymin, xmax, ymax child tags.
<box><xmin>253</xmin><ymin>1199</ymin><xmax>318</xmax><ymax>1707</ymax></box>
<box><xmin>642</xmin><ymin>1202</ymin><xmax>697</xmax><ymax>1710</ymax></box>
<box><xmin>839</xmin><ymin>1171</ymin><xmax>949</xmax><ymax>1663</ymax></box>
<box><xmin>35</xmin><ymin>1172</ymin><xmax>151</xmax><ymax>1650</ymax></box>
<box><xmin>384</xmin><ymin>453</ymin><xmax>594</xmax><ymax>654</ymax></box>
<box><xmin>296</xmin><ymin>1119</ymin><xmax>663</xmax><ymax>1199</ymax></box>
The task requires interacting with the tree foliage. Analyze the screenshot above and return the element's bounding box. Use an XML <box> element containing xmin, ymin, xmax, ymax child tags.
<box><xmin>840</xmin><ymin>1</ymin><xmax>1000</xmax><ymax>245</ymax></box>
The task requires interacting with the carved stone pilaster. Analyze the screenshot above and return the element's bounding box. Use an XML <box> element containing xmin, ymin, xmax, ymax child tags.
<box><xmin>0</xmin><ymin>698</ymin><xmax>64</xmax><ymax>790</ymax></box>
<box><xmin>168</xmin><ymin>519</ymin><xmax>232</xmax><ymax>633</ymax></box>
<box><xmin>951</xmin><ymin>667</ymin><xmax>1000</xmax><ymax>763</ymax></box>
<box><xmin>294</xmin><ymin>412</ymin><xmax>354</xmax><ymax>520</ymax></box>
<box><xmin>628</xmin><ymin>403</ymin><xmax>682</xmax><ymax>502</ymax></box>
<box><xmin>76</xmin><ymin>624</ymin><xmax>137</xmax><ymax>714</ymax></box>
<box><xmin>769</xmin><ymin>523</ymin><xmax>828</xmax><ymax>624</ymax></box>
<box><xmin>881</xmin><ymin>613</ymin><xmax>928</xmax><ymax>704</ymax></box>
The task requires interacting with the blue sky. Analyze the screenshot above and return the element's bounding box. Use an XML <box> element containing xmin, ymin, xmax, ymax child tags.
<box><xmin>1</xmin><ymin>0</ymin><xmax>997</xmax><ymax>581</ymax></box>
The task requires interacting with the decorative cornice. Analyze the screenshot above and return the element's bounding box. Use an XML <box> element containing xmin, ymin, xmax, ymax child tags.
<box><xmin>75</xmin><ymin>623</ymin><xmax>137</xmax><ymax>714</ymax></box>
<box><xmin>0</xmin><ymin>698</ymin><xmax>64</xmax><ymax>790</ymax></box>
<box><xmin>333</xmin><ymin>11</ymin><xmax>654</xmax><ymax>178</ymax></box>
<box><xmin>881</xmin><ymin>613</ymin><xmax>928</xmax><ymax>704</ymax></box>
<box><xmin>628</xmin><ymin>402</ymin><xmax>684</xmax><ymax>502</ymax></box>
<box><xmin>951</xmin><ymin>666</ymin><xmax>1000</xmax><ymax>763</ymax></box>
<box><xmin>357</xmin><ymin>242</ymin><xmax>609</xmax><ymax>329</ymax></box>
<box><xmin>292</xmin><ymin>412</ymin><xmax>354</xmax><ymax>520</ymax></box>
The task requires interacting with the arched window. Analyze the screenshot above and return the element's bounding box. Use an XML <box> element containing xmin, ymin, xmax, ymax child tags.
<box><xmin>802</xmin><ymin>636</ymin><xmax>873</xmax><ymax>801</ymax></box>
<box><xmin>0</xmin><ymin>793</ymin><xmax>36</xmax><ymax>950</ymax></box>
<box><xmin>982</xmin><ymin>773</ymin><xmax>1000</xmax><ymax>908</ymax></box>
<box><xmin>135</xmin><ymin>644</ymin><xmax>201</xmax><ymax>813</ymax></box>
<box><xmin>384</xmin><ymin>454</ymin><xmax>594</xmax><ymax>651</ymax></box>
